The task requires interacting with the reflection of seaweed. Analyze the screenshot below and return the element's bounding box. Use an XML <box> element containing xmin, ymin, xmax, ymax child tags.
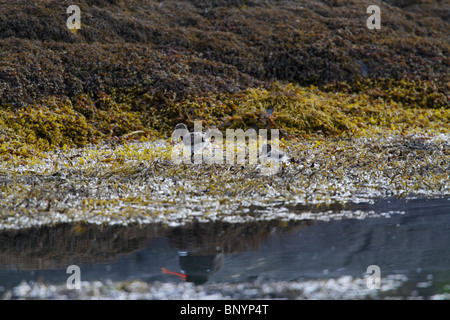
<box><xmin>167</xmin><ymin>219</ymin><xmax>314</xmax><ymax>254</ymax></box>
<box><xmin>0</xmin><ymin>223</ymin><xmax>162</xmax><ymax>270</ymax></box>
<box><xmin>0</xmin><ymin>219</ymin><xmax>313</xmax><ymax>270</ymax></box>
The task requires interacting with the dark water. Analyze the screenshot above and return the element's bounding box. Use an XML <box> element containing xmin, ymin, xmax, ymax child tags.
<box><xmin>0</xmin><ymin>197</ymin><xmax>449</xmax><ymax>298</ymax></box>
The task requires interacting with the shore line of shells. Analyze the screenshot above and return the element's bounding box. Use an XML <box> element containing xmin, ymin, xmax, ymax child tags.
<box><xmin>0</xmin><ymin>132</ymin><xmax>448</xmax><ymax>230</ymax></box>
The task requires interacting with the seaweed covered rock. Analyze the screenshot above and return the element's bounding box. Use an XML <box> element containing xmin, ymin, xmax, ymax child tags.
<box><xmin>0</xmin><ymin>0</ymin><xmax>448</xmax><ymax>157</ymax></box>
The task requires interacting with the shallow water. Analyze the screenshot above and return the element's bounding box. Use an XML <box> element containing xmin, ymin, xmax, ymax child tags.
<box><xmin>0</xmin><ymin>197</ymin><xmax>449</xmax><ymax>299</ymax></box>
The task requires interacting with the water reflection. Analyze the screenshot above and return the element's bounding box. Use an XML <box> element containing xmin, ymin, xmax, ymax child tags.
<box><xmin>0</xmin><ymin>219</ymin><xmax>313</xmax><ymax>271</ymax></box>
<box><xmin>0</xmin><ymin>197</ymin><xmax>449</xmax><ymax>298</ymax></box>
<box><xmin>162</xmin><ymin>251</ymin><xmax>224</xmax><ymax>284</ymax></box>
<box><xmin>0</xmin><ymin>219</ymin><xmax>313</xmax><ymax>288</ymax></box>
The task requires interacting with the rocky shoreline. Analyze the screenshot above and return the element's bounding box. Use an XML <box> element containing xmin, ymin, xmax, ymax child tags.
<box><xmin>0</xmin><ymin>132</ymin><xmax>448</xmax><ymax>231</ymax></box>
